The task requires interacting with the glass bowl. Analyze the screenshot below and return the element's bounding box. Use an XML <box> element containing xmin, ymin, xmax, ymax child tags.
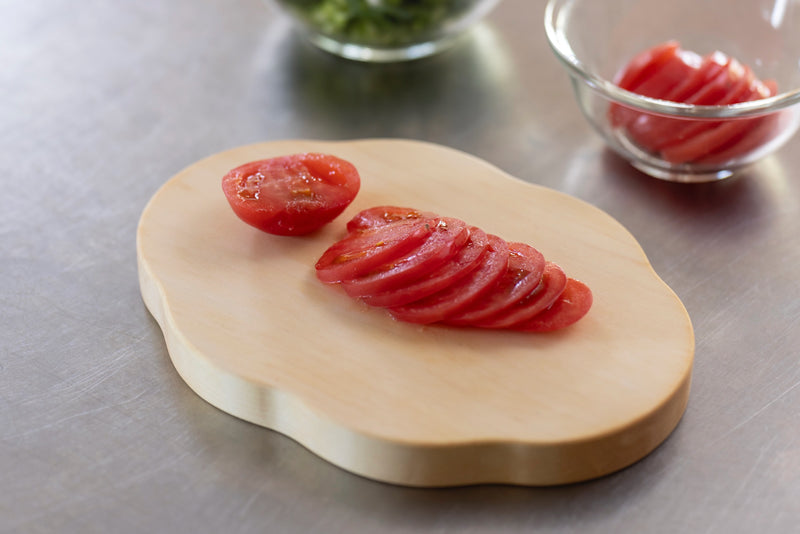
<box><xmin>270</xmin><ymin>0</ymin><xmax>502</xmax><ymax>62</ymax></box>
<box><xmin>544</xmin><ymin>0</ymin><xmax>800</xmax><ymax>182</ymax></box>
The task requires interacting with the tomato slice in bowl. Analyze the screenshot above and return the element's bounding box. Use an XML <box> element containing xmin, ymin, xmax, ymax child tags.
<box><xmin>341</xmin><ymin>218</ymin><xmax>470</xmax><ymax>298</ymax></box>
<box><xmin>443</xmin><ymin>242</ymin><xmax>546</xmax><ymax>326</ymax></box>
<box><xmin>346</xmin><ymin>206</ymin><xmax>437</xmax><ymax>233</ymax></box>
<box><xmin>474</xmin><ymin>261</ymin><xmax>568</xmax><ymax>329</ymax></box>
<box><xmin>512</xmin><ymin>278</ymin><xmax>593</xmax><ymax>333</ymax></box>
<box><xmin>222</xmin><ymin>153</ymin><xmax>360</xmax><ymax>236</ymax></box>
<box><xmin>614</xmin><ymin>41</ymin><xmax>681</xmax><ymax>93</ymax></box>
<box><xmin>315</xmin><ymin>219</ymin><xmax>433</xmax><ymax>284</ymax></box>
<box><xmin>361</xmin><ymin>226</ymin><xmax>489</xmax><ymax>308</ymax></box>
<box><xmin>387</xmin><ymin>235</ymin><xmax>510</xmax><ymax>325</ymax></box>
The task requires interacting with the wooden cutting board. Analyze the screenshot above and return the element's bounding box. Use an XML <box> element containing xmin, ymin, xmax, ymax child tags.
<box><xmin>137</xmin><ymin>139</ymin><xmax>694</xmax><ymax>487</ymax></box>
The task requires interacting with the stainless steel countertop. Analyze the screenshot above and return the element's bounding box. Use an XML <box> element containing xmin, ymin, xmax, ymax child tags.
<box><xmin>3</xmin><ymin>1</ymin><xmax>799</xmax><ymax>532</ymax></box>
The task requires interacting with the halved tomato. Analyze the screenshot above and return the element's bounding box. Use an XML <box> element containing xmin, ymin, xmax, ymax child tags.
<box><xmin>474</xmin><ymin>261</ymin><xmax>567</xmax><ymax>329</ymax></box>
<box><xmin>341</xmin><ymin>218</ymin><xmax>469</xmax><ymax>298</ymax></box>
<box><xmin>222</xmin><ymin>153</ymin><xmax>360</xmax><ymax>236</ymax></box>
<box><xmin>315</xmin><ymin>219</ymin><xmax>433</xmax><ymax>284</ymax></box>
<box><xmin>361</xmin><ymin>226</ymin><xmax>489</xmax><ymax>308</ymax></box>
<box><xmin>443</xmin><ymin>242</ymin><xmax>546</xmax><ymax>326</ymax></box>
<box><xmin>387</xmin><ymin>235</ymin><xmax>509</xmax><ymax>325</ymax></box>
<box><xmin>512</xmin><ymin>278</ymin><xmax>593</xmax><ymax>332</ymax></box>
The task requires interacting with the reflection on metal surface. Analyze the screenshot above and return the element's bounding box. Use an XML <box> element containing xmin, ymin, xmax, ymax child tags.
<box><xmin>256</xmin><ymin>19</ymin><xmax>514</xmax><ymax>142</ymax></box>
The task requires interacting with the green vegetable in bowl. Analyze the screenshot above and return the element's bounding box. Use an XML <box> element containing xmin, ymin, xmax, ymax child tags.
<box><xmin>277</xmin><ymin>0</ymin><xmax>480</xmax><ymax>47</ymax></box>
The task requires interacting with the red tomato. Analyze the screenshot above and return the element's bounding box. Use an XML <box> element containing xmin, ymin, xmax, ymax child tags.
<box><xmin>315</xmin><ymin>220</ymin><xmax>433</xmax><ymax>284</ymax></box>
<box><xmin>361</xmin><ymin>226</ymin><xmax>489</xmax><ymax>308</ymax></box>
<box><xmin>512</xmin><ymin>278</ymin><xmax>593</xmax><ymax>333</ymax></box>
<box><xmin>346</xmin><ymin>206</ymin><xmax>436</xmax><ymax>233</ymax></box>
<box><xmin>474</xmin><ymin>261</ymin><xmax>567</xmax><ymax>329</ymax></box>
<box><xmin>221</xmin><ymin>153</ymin><xmax>360</xmax><ymax>236</ymax></box>
<box><xmin>387</xmin><ymin>235</ymin><xmax>510</xmax><ymax>325</ymax></box>
<box><xmin>444</xmin><ymin>242</ymin><xmax>546</xmax><ymax>326</ymax></box>
<box><xmin>341</xmin><ymin>218</ymin><xmax>469</xmax><ymax>298</ymax></box>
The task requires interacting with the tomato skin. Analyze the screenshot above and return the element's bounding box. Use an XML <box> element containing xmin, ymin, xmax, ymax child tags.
<box><xmin>361</xmin><ymin>226</ymin><xmax>489</xmax><ymax>308</ymax></box>
<box><xmin>222</xmin><ymin>153</ymin><xmax>360</xmax><ymax>236</ymax></box>
<box><xmin>512</xmin><ymin>278</ymin><xmax>593</xmax><ymax>333</ymax></box>
<box><xmin>315</xmin><ymin>220</ymin><xmax>433</xmax><ymax>284</ymax></box>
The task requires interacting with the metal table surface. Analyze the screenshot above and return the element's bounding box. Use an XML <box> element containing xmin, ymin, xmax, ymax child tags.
<box><xmin>2</xmin><ymin>1</ymin><xmax>799</xmax><ymax>532</ymax></box>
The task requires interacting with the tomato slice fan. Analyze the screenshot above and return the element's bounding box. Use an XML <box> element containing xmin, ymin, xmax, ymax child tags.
<box><xmin>315</xmin><ymin>206</ymin><xmax>593</xmax><ymax>333</ymax></box>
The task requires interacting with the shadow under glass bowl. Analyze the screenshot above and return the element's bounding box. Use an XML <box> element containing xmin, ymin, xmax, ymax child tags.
<box><xmin>269</xmin><ymin>0</ymin><xmax>502</xmax><ymax>62</ymax></box>
<box><xmin>544</xmin><ymin>0</ymin><xmax>800</xmax><ymax>183</ymax></box>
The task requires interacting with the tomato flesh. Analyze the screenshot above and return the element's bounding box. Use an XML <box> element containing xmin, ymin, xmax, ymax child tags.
<box><xmin>387</xmin><ymin>235</ymin><xmax>510</xmax><ymax>325</ymax></box>
<box><xmin>341</xmin><ymin>218</ymin><xmax>469</xmax><ymax>298</ymax></box>
<box><xmin>222</xmin><ymin>153</ymin><xmax>360</xmax><ymax>236</ymax></box>
<box><xmin>315</xmin><ymin>219</ymin><xmax>433</xmax><ymax>284</ymax></box>
<box><xmin>474</xmin><ymin>261</ymin><xmax>567</xmax><ymax>329</ymax></box>
<box><xmin>346</xmin><ymin>205</ymin><xmax>436</xmax><ymax>233</ymax></box>
<box><xmin>361</xmin><ymin>226</ymin><xmax>489</xmax><ymax>308</ymax></box>
<box><xmin>512</xmin><ymin>279</ymin><xmax>593</xmax><ymax>332</ymax></box>
<box><xmin>444</xmin><ymin>242</ymin><xmax>546</xmax><ymax>326</ymax></box>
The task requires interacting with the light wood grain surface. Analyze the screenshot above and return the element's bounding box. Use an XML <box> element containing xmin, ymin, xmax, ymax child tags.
<box><xmin>137</xmin><ymin>139</ymin><xmax>694</xmax><ymax>486</ymax></box>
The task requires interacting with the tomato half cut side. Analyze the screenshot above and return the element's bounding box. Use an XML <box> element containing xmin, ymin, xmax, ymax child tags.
<box><xmin>474</xmin><ymin>261</ymin><xmax>568</xmax><ymax>329</ymax></box>
<box><xmin>341</xmin><ymin>218</ymin><xmax>470</xmax><ymax>298</ymax></box>
<box><xmin>443</xmin><ymin>242</ymin><xmax>546</xmax><ymax>326</ymax></box>
<box><xmin>315</xmin><ymin>220</ymin><xmax>433</xmax><ymax>284</ymax></box>
<box><xmin>512</xmin><ymin>278</ymin><xmax>593</xmax><ymax>333</ymax></box>
<box><xmin>346</xmin><ymin>206</ymin><xmax>437</xmax><ymax>233</ymax></box>
<box><xmin>387</xmin><ymin>235</ymin><xmax>509</xmax><ymax>325</ymax></box>
<box><xmin>362</xmin><ymin>226</ymin><xmax>489</xmax><ymax>308</ymax></box>
<box><xmin>222</xmin><ymin>153</ymin><xmax>360</xmax><ymax>236</ymax></box>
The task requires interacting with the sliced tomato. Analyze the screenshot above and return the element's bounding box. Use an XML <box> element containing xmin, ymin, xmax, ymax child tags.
<box><xmin>443</xmin><ymin>242</ymin><xmax>546</xmax><ymax>326</ymax></box>
<box><xmin>361</xmin><ymin>226</ymin><xmax>489</xmax><ymax>308</ymax></box>
<box><xmin>614</xmin><ymin>41</ymin><xmax>681</xmax><ymax>92</ymax></box>
<box><xmin>627</xmin><ymin>53</ymin><xmax>731</xmax><ymax>152</ymax></box>
<box><xmin>698</xmin><ymin>112</ymin><xmax>782</xmax><ymax>165</ymax></box>
<box><xmin>222</xmin><ymin>153</ymin><xmax>360</xmax><ymax>236</ymax></box>
<box><xmin>341</xmin><ymin>218</ymin><xmax>470</xmax><ymax>298</ymax></box>
<box><xmin>654</xmin><ymin>60</ymin><xmax>754</xmax><ymax>156</ymax></box>
<box><xmin>387</xmin><ymin>235</ymin><xmax>509</xmax><ymax>325</ymax></box>
<box><xmin>315</xmin><ymin>220</ymin><xmax>433</xmax><ymax>284</ymax></box>
<box><xmin>610</xmin><ymin>42</ymin><xmax>689</xmax><ymax>129</ymax></box>
<box><xmin>512</xmin><ymin>278</ymin><xmax>593</xmax><ymax>333</ymax></box>
<box><xmin>346</xmin><ymin>205</ymin><xmax>436</xmax><ymax>233</ymax></box>
<box><xmin>474</xmin><ymin>261</ymin><xmax>567</xmax><ymax>329</ymax></box>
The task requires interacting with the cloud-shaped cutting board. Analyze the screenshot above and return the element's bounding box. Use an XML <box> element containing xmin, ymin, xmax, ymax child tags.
<box><xmin>137</xmin><ymin>139</ymin><xmax>694</xmax><ymax>487</ymax></box>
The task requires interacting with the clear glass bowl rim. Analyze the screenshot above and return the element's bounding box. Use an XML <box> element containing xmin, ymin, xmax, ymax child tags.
<box><xmin>544</xmin><ymin>0</ymin><xmax>800</xmax><ymax>119</ymax></box>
